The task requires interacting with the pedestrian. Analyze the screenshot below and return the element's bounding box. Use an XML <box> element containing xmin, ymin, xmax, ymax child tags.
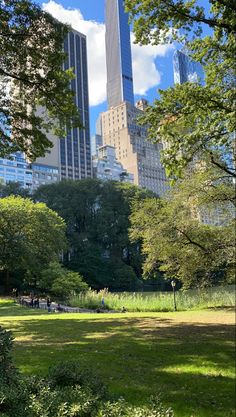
<box><xmin>30</xmin><ymin>296</ymin><xmax>34</xmax><ymax>308</ymax></box>
<box><xmin>34</xmin><ymin>297</ymin><xmax>40</xmax><ymax>309</ymax></box>
<box><xmin>101</xmin><ymin>296</ymin><xmax>105</xmax><ymax>309</ymax></box>
<box><xmin>46</xmin><ymin>297</ymin><xmax>51</xmax><ymax>313</ymax></box>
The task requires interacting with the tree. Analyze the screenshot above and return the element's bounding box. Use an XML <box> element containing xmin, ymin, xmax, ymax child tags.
<box><xmin>0</xmin><ymin>196</ymin><xmax>67</xmax><ymax>291</ymax></box>
<box><xmin>0</xmin><ymin>181</ymin><xmax>30</xmax><ymax>198</ymax></box>
<box><xmin>0</xmin><ymin>0</ymin><xmax>81</xmax><ymax>159</ymax></box>
<box><xmin>39</xmin><ymin>261</ymin><xmax>88</xmax><ymax>298</ymax></box>
<box><xmin>130</xmin><ymin>170</ymin><xmax>235</xmax><ymax>288</ymax></box>
<box><xmin>125</xmin><ymin>0</ymin><xmax>236</xmax><ymax>181</ymax></box>
<box><xmin>34</xmin><ymin>179</ymin><xmax>152</xmax><ymax>290</ymax></box>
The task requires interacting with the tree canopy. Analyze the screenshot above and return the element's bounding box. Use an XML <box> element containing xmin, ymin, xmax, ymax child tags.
<box><xmin>34</xmin><ymin>179</ymin><xmax>152</xmax><ymax>291</ymax></box>
<box><xmin>125</xmin><ymin>0</ymin><xmax>236</xmax><ymax>181</ymax></box>
<box><xmin>130</xmin><ymin>169</ymin><xmax>235</xmax><ymax>288</ymax></box>
<box><xmin>0</xmin><ymin>196</ymin><xmax>67</xmax><ymax>290</ymax></box>
<box><xmin>0</xmin><ymin>0</ymin><xmax>81</xmax><ymax>159</ymax></box>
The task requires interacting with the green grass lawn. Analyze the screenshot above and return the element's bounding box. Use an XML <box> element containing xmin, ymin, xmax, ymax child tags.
<box><xmin>0</xmin><ymin>299</ymin><xmax>235</xmax><ymax>417</ymax></box>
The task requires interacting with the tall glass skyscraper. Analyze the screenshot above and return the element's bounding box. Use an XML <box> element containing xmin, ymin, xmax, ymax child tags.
<box><xmin>61</xmin><ymin>29</ymin><xmax>91</xmax><ymax>179</ymax></box>
<box><xmin>105</xmin><ymin>0</ymin><xmax>134</xmax><ymax>108</ymax></box>
<box><xmin>36</xmin><ymin>29</ymin><xmax>92</xmax><ymax>181</ymax></box>
<box><xmin>173</xmin><ymin>50</ymin><xmax>204</xmax><ymax>85</ymax></box>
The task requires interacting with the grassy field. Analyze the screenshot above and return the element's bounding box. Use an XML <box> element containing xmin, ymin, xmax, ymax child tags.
<box><xmin>69</xmin><ymin>285</ymin><xmax>235</xmax><ymax>311</ymax></box>
<box><xmin>0</xmin><ymin>299</ymin><xmax>235</xmax><ymax>417</ymax></box>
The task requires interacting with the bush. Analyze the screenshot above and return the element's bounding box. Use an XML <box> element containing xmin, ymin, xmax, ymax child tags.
<box><xmin>39</xmin><ymin>262</ymin><xmax>88</xmax><ymax>299</ymax></box>
<box><xmin>48</xmin><ymin>361</ymin><xmax>107</xmax><ymax>398</ymax></box>
<box><xmin>97</xmin><ymin>396</ymin><xmax>174</xmax><ymax>417</ymax></box>
<box><xmin>0</xmin><ymin>326</ymin><xmax>17</xmax><ymax>384</ymax></box>
<box><xmin>51</xmin><ymin>271</ymin><xmax>88</xmax><ymax>299</ymax></box>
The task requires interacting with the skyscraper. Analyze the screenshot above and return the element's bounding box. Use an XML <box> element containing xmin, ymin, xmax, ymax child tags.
<box><xmin>173</xmin><ymin>50</ymin><xmax>204</xmax><ymax>85</ymax></box>
<box><xmin>35</xmin><ymin>29</ymin><xmax>92</xmax><ymax>181</ymax></box>
<box><xmin>105</xmin><ymin>0</ymin><xmax>134</xmax><ymax>108</ymax></box>
<box><xmin>103</xmin><ymin>1</ymin><xmax>169</xmax><ymax>195</ymax></box>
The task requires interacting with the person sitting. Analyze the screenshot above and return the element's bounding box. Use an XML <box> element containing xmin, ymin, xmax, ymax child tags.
<box><xmin>121</xmin><ymin>306</ymin><xmax>127</xmax><ymax>313</ymax></box>
<box><xmin>57</xmin><ymin>303</ymin><xmax>64</xmax><ymax>312</ymax></box>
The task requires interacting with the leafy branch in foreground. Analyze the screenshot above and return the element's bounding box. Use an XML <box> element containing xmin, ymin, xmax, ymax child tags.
<box><xmin>125</xmin><ymin>0</ymin><xmax>236</xmax><ymax>180</ymax></box>
<box><xmin>0</xmin><ymin>0</ymin><xmax>82</xmax><ymax>159</ymax></box>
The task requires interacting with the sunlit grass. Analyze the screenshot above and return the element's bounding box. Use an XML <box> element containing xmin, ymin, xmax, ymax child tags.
<box><xmin>0</xmin><ymin>301</ymin><xmax>235</xmax><ymax>417</ymax></box>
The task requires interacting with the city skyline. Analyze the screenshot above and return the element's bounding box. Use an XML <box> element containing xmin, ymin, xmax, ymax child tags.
<box><xmin>39</xmin><ymin>0</ymin><xmax>175</xmax><ymax>136</ymax></box>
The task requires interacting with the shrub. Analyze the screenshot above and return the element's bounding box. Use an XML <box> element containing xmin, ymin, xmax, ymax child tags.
<box><xmin>48</xmin><ymin>361</ymin><xmax>107</xmax><ymax>398</ymax></box>
<box><xmin>51</xmin><ymin>271</ymin><xmax>88</xmax><ymax>299</ymax></box>
<box><xmin>39</xmin><ymin>262</ymin><xmax>88</xmax><ymax>299</ymax></box>
<box><xmin>0</xmin><ymin>326</ymin><xmax>17</xmax><ymax>384</ymax></box>
<box><xmin>97</xmin><ymin>396</ymin><xmax>174</xmax><ymax>417</ymax></box>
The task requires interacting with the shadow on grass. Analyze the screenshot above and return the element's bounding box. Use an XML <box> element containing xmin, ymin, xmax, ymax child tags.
<box><xmin>1</xmin><ymin>315</ymin><xmax>234</xmax><ymax>417</ymax></box>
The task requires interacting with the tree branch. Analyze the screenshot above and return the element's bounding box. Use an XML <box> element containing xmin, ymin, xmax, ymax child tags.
<box><xmin>163</xmin><ymin>0</ymin><xmax>236</xmax><ymax>33</ymax></box>
<box><xmin>175</xmin><ymin>227</ymin><xmax>209</xmax><ymax>253</ymax></box>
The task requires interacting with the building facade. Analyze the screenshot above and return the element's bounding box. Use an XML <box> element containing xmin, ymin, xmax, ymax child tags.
<box><xmin>30</xmin><ymin>163</ymin><xmax>59</xmax><ymax>191</ymax></box>
<box><xmin>173</xmin><ymin>50</ymin><xmax>204</xmax><ymax>85</ymax></box>
<box><xmin>101</xmin><ymin>101</ymin><xmax>169</xmax><ymax>195</ymax></box>
<box><xmin>0</xmin><ymin>152</ymin><xmax>32</xmax><ymax>189</ymax></box>
<box><xmin>93</xmin><ymin>145</ymin><xmax>134</xmax><ymax>183</ymax></box>
<box><xmin>105</xmin><ymin>0</ymin><xmax>134</xmax><ymax>108</ymax></box>
<box><xmin>35</xmin><ymin>29</ymin><xmax>92</xmax><ymax>182</ymax></box>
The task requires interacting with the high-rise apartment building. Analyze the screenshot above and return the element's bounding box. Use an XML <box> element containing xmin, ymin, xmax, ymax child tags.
<box><xmin>101</xmin><ymin>100</ymin><xmax>169</xmax><ymax>195</ymax></box>
<box><xmin>173</xmin><ymin>50</ymin><xmax>204</xmax><ymax>85</ymax></box>
<box><xmin>105</xmin><ymin>0</ymin><xmax>134</xmax><ymax>108</ymax></box>
<box><xmin>0</xmin><ymin>152</ymin><xmax>32</xmax><ymax>189</ymax></box>
<box><xmin>35</xmin><ymin>28</ymin><xmax>92</xmax><ymax>181</ymax></box>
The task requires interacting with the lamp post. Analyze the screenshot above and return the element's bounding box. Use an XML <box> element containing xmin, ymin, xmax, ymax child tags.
<box><xmin>171</xmin><ymin>280</ymin><xmax>177</xmax><ymax>311</ymax></box>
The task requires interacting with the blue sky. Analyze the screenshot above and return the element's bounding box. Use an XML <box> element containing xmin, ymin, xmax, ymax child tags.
<box><xmin>37</xmin><ymin>0</ymin><xmax>209</xmax><ymax>136</ymax></box>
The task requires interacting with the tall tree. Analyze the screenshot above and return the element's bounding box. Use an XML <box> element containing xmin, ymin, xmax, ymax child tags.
<box><xmin>130</xmin><ymin>169</ymin><xmax>235</xmax><ymax>288</ymax></box>
<box><xmin>125</xmin><ymin>0</ymin><xmax>236</xmax><ymax>181</ymax></box>
<box><xmin>0</xmin><ymin>0</ymin><xmax>81</xmax><ymax>159</ymax></box>
<box><xmin>0</xmin><ymin>196</ymin><xmax>66</xmax><ymax>291</ymax></box>
<box><xmin>34</xmin><ymin>179</ymin><xmax>152</xmax><ymax>290</ymax></box>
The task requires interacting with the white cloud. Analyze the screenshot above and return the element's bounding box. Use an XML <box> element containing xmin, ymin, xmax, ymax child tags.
<box><xmin>42</xmin><ymin>1</ymin><xmax>173</xmax><ymax>106</ymax></box>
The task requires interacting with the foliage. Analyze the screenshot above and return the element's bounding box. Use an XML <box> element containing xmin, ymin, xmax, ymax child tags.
<box><xmin>48</xmin><ymin>361</ymin><xmax>107</xmax><ymax>398</ymax></box>
<box><xmin>0</xmin><ymin>326</ymin><xmax>16</xmax><ymax>384</ymax></box>
<box><xmin>0</xmin><ymin>0</ymin><xmax>81</xmax><ymax>159</ymax></box>
<box><xmin>98</xmin><ymin>396</ymin><xmax>174</xmax><ymax>417</ymax></box>
<box><xmin>130</xmin><ymin>170</ymin><xmax>235</xmax><ymax>288</ymax></box>
<box><xmin>39</xmin><ymin>262</ymin><xmax>88</xmax><ymax>298</ymax></box>
<box><xmin>0</xmin><ymin>181</ymin><xmax>30</xmax><ymax>198</ymax></box>
<box><xmin>0</xmin><ymin>196</ymin><xmax>67</xmax><ymax>290</ymax></box>
<box><xmin>51</xmin><ymin>271</ymin><xmax>88</xmax><ymax>299</ymax></box>
<box><xmin>34</xmin><ymin>179</ymin><xmax>152</xmax><ymax>290</ymax></box>
<box><xmin>125</xmin><ymin>0</ymin><xmax>236</xmax><ymax>181</ymax></box>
